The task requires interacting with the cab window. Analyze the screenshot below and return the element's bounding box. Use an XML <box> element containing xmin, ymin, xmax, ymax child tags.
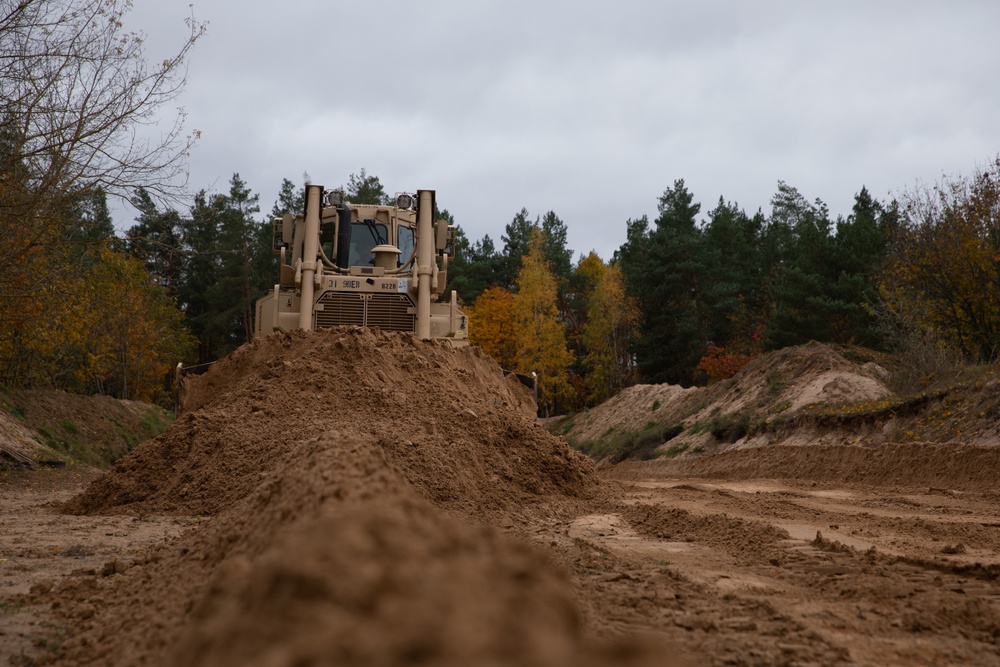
<box><xmin>397</xmin><ymin>225</ymin><xmax>414</xmax><ymax>267</ymax></box>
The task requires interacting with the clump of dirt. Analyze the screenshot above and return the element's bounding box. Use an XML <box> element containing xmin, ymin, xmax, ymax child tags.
<box><xmin>0</xmin><ymin>388</ymin><xmax>169</xmax><ymax>469</ymax></box>
<box><xmin>66</xmin><ymin>327</ymin><xmax>596</xmax><ymax>522</ymax></box>
<box><xmin>622</xmin><ymin>504</ymin><xmax>791</xmax><ymax>566</ymax></box>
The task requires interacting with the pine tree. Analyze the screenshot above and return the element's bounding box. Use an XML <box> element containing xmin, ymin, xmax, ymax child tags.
<box><xmin>210</xmin><ymin>173</ymin><xmax>261</xmax><ymax>348</ymax></box>
<box><xmin>345</xmin><ymin>168</ymin><xmax>390</xmax><ymax>205</ymax></box>
<box><xmin>619</xmin><ymin>180</ymin><xmax>706</xmax><ymax>385</ymax></box>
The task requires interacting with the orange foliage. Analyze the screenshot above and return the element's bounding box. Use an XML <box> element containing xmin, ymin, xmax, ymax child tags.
<box><xmin>467</xmin><ymin>286</ymin><xmax>518</xmax><ymax>369</ymax></box>
<box><xmin>696</xmin><ymin>343</ymin><xmax>757</xmax><ymax>384</ymax></box>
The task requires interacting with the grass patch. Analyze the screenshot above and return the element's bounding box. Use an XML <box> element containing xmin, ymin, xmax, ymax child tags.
<box><xmin>766</xmin><ymin>370</ymin><xmax>787</xmax><ymax>394</ymax></box>
<box><xmin>577</xmin><ymin>422</ymin><xmax>682</xmax><ymax>464</ymax></box>
<box><xmin>36</xmin><ymin>424</ymin><xmax>103</xmax><ymax>468</ymax></box>
<box><xmin>663</xmin><ymin>442</ymin><xmax>688</xmax><ymax>458</ymax></box>
<box><xmin>794</xmin><ymin>389</ymin><xmax>947</xmax><ymax>425</ymax></box>
<box><xmin>708</xmin><ymin>413</ymin><xmax>751</xmax><ymax>442</ymax></box>
<box><xmin>689</xmin><ymin>413</ymin><xmax>758</xmax><ymax>443</ymax></box>
<box><xmin>60</xmin><ymin>419</ymin><xmax>80</xmax><ymax>435</ymax></box>
<box><xmin>2</xmin><ymin>401</ymin><xmax>26</xmax><ymax>420</ymax></box>
<box><xmin>650</xmin><ymin>400</ymin><xmax>661</xmax><ymax>411</ymax></box>
<box><xmin>662</xmin><ymin>423</ymin><xmax>684</xmax><ymax>442</ymax></box>
<box><xmin>140</xmin><ymin>409</ymin><xmax>168</xmax><ymax>437</ymax></box>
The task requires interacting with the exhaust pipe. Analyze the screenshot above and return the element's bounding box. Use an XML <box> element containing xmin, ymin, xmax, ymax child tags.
<box><xmin>336</xmin><ymin>203</ymin><xmax>352</xmax><ymax>268</ymax></box>
<box><xmin>298</xmin><ymin>184</ymin><xmax>323</xmax><ymax>331</ymax></box>
<box><xmin>415</xmin><ymin>190</ymin><xmax>435</xmax><ymax>339</ymax></box>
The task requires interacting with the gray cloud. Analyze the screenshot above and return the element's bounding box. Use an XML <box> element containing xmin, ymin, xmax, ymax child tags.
<box><xmin>124</xmin><ymin>0</ymin><xmax>1000</xmax><ymax>260</ymax></box>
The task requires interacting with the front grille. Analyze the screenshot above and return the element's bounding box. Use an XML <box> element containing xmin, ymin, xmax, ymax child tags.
<box><xmin>366</xmin><ymin>293</ymin><xmax>415</xmax><ymax>331</ymax></box>
<box><xmin>313</xmin><ymin>291</ymin><xmax>414</xmax><ymax>332</ymax></box>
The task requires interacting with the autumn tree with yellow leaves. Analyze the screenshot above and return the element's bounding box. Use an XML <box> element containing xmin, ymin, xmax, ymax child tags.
<box><xmin>582</xmin><ymin>261</ymin><xmax>639</xmax><ymax>404</ymax></box>
<box><xmin>512</xmin><ymin>230</ymin><xmax>575</xmax><ymax>415</ymax></box>
<box><xmin>2</xmin><ymin>243</ymin><xmax>195</xmax><ymax>402</ymax></box>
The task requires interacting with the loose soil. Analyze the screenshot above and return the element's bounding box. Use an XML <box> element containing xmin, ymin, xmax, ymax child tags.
<box><xmin>3</xmin><ymin>330</ymin><xmax>1000</xmax><ymax>666</ymax></box>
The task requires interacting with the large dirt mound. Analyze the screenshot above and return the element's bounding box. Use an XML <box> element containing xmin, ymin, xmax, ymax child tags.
<box><xmin>66</xmin><ymin>327</ymin><xmax>596</xmax><ymax>521</ymax></box>
<box><xmin>48</xmin><ymin>329</ymin><xmax>669</xmax><ymax>666</ymax></box>
<box><xmin>559</xmin><ymin>342</ymin><xmax>892</xmax><ymax>457</ymax></box>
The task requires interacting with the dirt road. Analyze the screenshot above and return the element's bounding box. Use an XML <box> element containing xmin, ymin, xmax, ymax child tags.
<box><xmin>5</xmin><ymin>461</ymin><xmax>1000</xmax><ymax>666</ymax></box>
<box><xmin>544</xmin><ymin>466</ymin><xmax>1000</xmax><ymax>666</ymax></box>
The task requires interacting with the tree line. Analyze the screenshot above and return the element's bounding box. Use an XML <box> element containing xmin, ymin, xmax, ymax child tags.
<box><xmin>5</xmin><ymin>1</ymin><xmax>999</xmax><ymax>410</ymax></box>
<box><xmin>452</xmin><ymin>159</ymin><xmax>1000</xmax><ymax>412</ymax></box>
<box><xmin>6</xmin><ymin>156</ymin><xmax>1000</xmax><ymax>409</ymax></box>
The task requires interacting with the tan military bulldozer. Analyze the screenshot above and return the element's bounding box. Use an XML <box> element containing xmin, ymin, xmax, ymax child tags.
<box><xmin>255</xmin><ymin>186</ymin><xmax>468</xmax><ymax>342</ymax></box>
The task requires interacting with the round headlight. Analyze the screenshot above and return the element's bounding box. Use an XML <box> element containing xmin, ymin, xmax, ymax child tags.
<box><xmin>396</xmin><ymin>193</ymin><xmax>414</xmax><ymax>210</ymax></box>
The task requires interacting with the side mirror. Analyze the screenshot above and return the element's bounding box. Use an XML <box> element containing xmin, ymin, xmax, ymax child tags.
<box><xmin>435</xmin><ymin>219</ymin><xmax>448</xmax><ymax>251</ymax></box>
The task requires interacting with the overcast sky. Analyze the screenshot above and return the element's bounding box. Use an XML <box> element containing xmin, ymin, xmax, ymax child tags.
<box><xmin>125</xmin><ymin>1</ymin><xmax>1000</xmax><ymax>262</ymax></box>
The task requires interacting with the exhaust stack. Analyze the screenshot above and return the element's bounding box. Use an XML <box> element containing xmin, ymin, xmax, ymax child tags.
<box><xmin>415</xmin><ymin>190</ymin><xmax>435</xmax><ymax>339</ymax></box>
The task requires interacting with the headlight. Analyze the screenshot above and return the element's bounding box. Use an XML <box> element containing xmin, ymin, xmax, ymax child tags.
<box><xmin>395</xmin><ymin>193</ymin><xmax>414</xmax><ymax>210</ymax></box>
<box><xmin>325</xmin><ymin>189</ymin><xmax>345</xmax><ymax>207</ymax></box>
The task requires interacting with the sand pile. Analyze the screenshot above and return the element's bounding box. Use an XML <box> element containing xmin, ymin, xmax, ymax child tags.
<box><xmin>67</xmin><ymin>327</ymin><xmax>595</xmax><ymax>522</ymax></box>
<box><xmin>49</xmin><ymin>329</ymin><xmax>671</xmax><ymax>666</ymax></box>
<box><xmin>559</xmin><ymin>342</ymin><xmax>893</xmax><ymax>455</ymax></box>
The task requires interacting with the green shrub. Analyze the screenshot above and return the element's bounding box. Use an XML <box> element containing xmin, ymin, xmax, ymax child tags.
<box><xmin>708</xmin><ymin>413</ymin><xmax>750</xmax><ymax>442</ymax></box>
<box><xmin>662</xmin><ymin>423</ymin><xmax>684</xmax><ymax>442</ymax></box>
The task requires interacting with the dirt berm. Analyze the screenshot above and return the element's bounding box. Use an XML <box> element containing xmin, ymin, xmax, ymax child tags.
<box><xmin>51</xmin><ymin>328</ymin><xmax>672</xmax><ymax>666</ymax></box>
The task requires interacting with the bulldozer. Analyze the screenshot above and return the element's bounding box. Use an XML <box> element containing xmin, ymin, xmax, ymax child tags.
<box><xmin>254</xmin><ymin>185</ymin><xmax>468</xmax><ymax>343</ymax></box>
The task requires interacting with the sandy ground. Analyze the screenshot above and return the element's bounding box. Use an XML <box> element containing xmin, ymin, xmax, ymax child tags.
<box><xmin>3</xmin><ymin>330</ymin><xmax>1000</xmax><ymax>666</ymax></box>
<box><xmin>566</xmin><ymin>472</ymin><xmax>1000</xmax><ymax>666</ymax></box>
<box><xmin>5</xmin><ymin>461</ymin><xmax>1000</xmax><ymax>666</ymax></box>
<box><xmin>0</xmin><ymin>468</ymin><xmax>194</xmax><ymax>663</ymax></box>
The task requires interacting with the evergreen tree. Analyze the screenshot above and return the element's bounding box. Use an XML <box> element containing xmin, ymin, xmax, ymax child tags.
<box><xmin>126</xmin><ymin>188</ymin><xmax>185</xmax><ymax>296</ymax></box>
<box><xmin>619</xmin><ymin>180</ymin><xmax>706</xmax><ymax>385</ymax></box>
<box><xmin>540</xmin><ymin>211</ymin><xmax>573</xmax><ymax>282</ymax></box>
<box><xmin>180</xmin><ymin>191</ymin><xmax>224</xmax><ymax>363</ymax></box>
<box><xmin>829</xmin><ymin>187</ymin><xmax>891</xmax><ymax>347</ymax></box>
<box><xmin>67</xmin><ymin>188</ymin><xmax>116</xmax><ymax>246</ymax></box>
<box><xmin>500</xmin><ymin>208</ymin><xmax>536</xmax><ymax>288</ymax></box>
<box><xmin>210</xmin><ymin>173</ymin><xmax>262</xmax><ymax>348</ymax></box>
<box><xmin>765</xmin><ymin>182</ymin><xmax>886</xmax><ymax>349</ymax></box>
<box><xmin>700</xmin><ymin>198</ymin><xmax>767</xmax><ymax>352</ymax></box>
<box><xmin>271</xmin><ymin>177</ymin><xmax>306</xmax><ymax>218</ymax></box>
<box><xmin>345</xmin><ymin>168</ymin><xmax>390</xmax><ymax>205</ymax></box>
